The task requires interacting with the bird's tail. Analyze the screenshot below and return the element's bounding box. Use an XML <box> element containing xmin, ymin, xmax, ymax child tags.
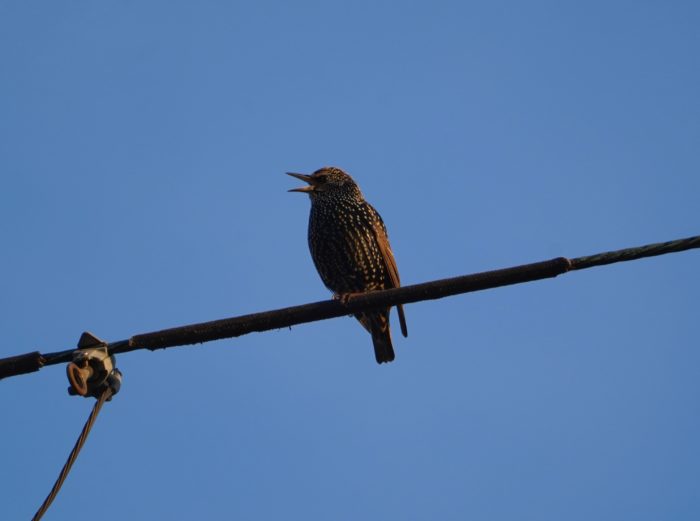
<box><xmin>369</xmin><ymin>313</ymin><xmax>395</xmax><ymax>364</ymax></box>
<box><xmin>371</xmin><ymin>326</ymin><xmax>395</xmax><ymax>364</ymax></box>
<box><xmin>357</xmin><ymin>311</ymin><xmax>395</xmax><ymax>364</ymax></box>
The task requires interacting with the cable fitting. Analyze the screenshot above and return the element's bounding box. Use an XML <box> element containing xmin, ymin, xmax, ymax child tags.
<box><xmin>67</xmin><ymin>332</ymin><xmax>122</xmax><ymax>400</ymax></box>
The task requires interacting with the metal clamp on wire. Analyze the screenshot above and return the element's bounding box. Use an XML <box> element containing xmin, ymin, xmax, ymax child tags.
<box><xmin>67</xmin><ymin>332</ymin><xmax>122</xmax><ymax>400</ymax></box>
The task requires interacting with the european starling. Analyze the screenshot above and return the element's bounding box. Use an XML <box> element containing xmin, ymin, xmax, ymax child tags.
<box><xmin>287</xmin><ymin>166</ymin><xmax>408</xmax><ymax>364</ymax></box>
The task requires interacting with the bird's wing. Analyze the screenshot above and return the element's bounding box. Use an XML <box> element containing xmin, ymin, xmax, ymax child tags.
<box><xmin>372</xmin><ymin>218</ymin><xmax>401</xmax><ymax>289</ymax></box>
<box><xmin>370</xmin><ymin>208</ymin><xmax>408</xmax><ymax>337</ymax></box>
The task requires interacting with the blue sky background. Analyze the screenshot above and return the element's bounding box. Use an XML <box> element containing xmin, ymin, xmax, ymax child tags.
<box><xmin>2</xmin><ymin>1</ymin><xmax>699</xmax><ymax>519</ymax></box>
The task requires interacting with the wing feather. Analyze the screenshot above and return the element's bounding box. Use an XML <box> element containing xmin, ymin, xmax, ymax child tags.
<box><xmin>370</xmin><ymin>209</ymin><xmax>408</xmax><ymax>337</ymax></box>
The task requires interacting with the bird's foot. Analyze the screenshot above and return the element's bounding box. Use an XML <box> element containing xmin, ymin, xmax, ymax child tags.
<box><xmin>333</xmin><ymin>292</ymin><xmax>363</xmax><ymax>305</ymax></box>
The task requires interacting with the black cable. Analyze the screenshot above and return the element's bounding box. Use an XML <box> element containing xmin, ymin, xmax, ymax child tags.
<box><xmin>32</xmin><ymin>388</ymin><xmax>112</xmax><ymax>521</ymax></box>
<box><xmin>1</xmin><ymin>234</ymin><xmax>698</xmax><ymax>381</ymax></box>
<box><xmin>569</xmin><ymin>235</ymin><xmax>700</xmax><ymax>270</ymax></box>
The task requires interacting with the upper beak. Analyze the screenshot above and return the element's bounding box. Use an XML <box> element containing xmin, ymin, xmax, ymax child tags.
<box><xmin>286</xmin><ymin>172</ymin><xmax>315</xmax><ymax>193</ymax></box>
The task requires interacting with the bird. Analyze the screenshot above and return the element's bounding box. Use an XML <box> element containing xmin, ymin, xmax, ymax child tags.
<box><xmin>287</xmin><ymin>166</ymin><xmax>408</xmax><ymax>364</ymax></box>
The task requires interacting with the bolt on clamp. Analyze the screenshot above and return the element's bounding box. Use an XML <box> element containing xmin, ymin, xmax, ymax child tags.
<box><xmin>66</xmin><ymin>332</ymin><xmax>122</xmax><ymax>399</ymax></box>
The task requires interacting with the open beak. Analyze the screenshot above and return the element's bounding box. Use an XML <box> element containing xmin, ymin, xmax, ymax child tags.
<box><xmin>286</xmin><ymin>172</ymin><xmax>315</xmax><ymax>193</ymax></box>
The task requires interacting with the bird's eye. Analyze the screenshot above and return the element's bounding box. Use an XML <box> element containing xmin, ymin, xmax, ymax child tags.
<box><xmin>315</xmin><ymin>174</ymin><xmax>327</xmax><ymax>183</ymax></box>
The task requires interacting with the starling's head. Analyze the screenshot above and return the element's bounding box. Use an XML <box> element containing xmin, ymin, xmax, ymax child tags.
<box><xmin>287</xmin><ymin>167</ymin><xmax>363</xmax><ymax>201</ymax></box>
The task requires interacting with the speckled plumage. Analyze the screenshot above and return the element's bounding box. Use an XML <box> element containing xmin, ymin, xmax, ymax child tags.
<box><xmin>287</xmin><ymin>166</ymin><xmax>408</xmax><ymax>364</ymax></box>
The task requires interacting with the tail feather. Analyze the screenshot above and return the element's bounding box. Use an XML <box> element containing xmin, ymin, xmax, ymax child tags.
<box><xmin>396</xmin><ymin>304</ymin><xmax>408</xmax><ymax>338</ymax></box>
<box><xmin>371</xmin><ymin>327</ymin><xmax>395</xmax><ymax>364</ymax></box>
<box><xmin>356</xmin><ymin>311</ymin><xmax>396</xmax><ymax>364</ymax></box>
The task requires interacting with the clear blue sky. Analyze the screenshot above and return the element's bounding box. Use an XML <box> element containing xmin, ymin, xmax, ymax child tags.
<box><xmin>2</xmin><ymin>1</ymin><xmax>699</xmax><ymax>520</ymax></box>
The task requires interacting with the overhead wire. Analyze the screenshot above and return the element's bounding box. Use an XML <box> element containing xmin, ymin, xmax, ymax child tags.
<box><xmin>31</xmin><ymin>387</ymin><xmax>113</xmax><ymax>521</ymax></box>
<box><xmin>0</xmin><ymin>234</ymin><xmax>698</xmax><ymax>381</ymax></box>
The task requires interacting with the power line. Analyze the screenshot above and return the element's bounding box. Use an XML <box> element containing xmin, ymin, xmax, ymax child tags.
<box><xmin>32</xmin><ymin>387</ymin><xmax>113</xmax><ymax>521</ymax></box>
<box><xmin>1</xmin><ymin>234</ymin><xmax>698</xmax><ymax>381</ymax></box>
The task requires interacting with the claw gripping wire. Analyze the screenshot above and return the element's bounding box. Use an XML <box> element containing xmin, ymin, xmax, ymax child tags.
<box><xmin>32</xmin><ymin>332</ymin><xmax>122</xmax><ymax>521</ymax></box>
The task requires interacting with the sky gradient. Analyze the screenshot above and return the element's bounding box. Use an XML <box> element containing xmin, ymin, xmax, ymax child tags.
<box><xmin>2</xmin><ymin>2</ymin><xmax>699</xmax><ymax>520</ymax></box>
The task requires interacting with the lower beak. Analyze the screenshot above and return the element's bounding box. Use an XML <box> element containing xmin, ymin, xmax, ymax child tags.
<box><xmin>286</xmin><ymin>172</ymin><xmax>315</xmax><ymax>193</ymax></box>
